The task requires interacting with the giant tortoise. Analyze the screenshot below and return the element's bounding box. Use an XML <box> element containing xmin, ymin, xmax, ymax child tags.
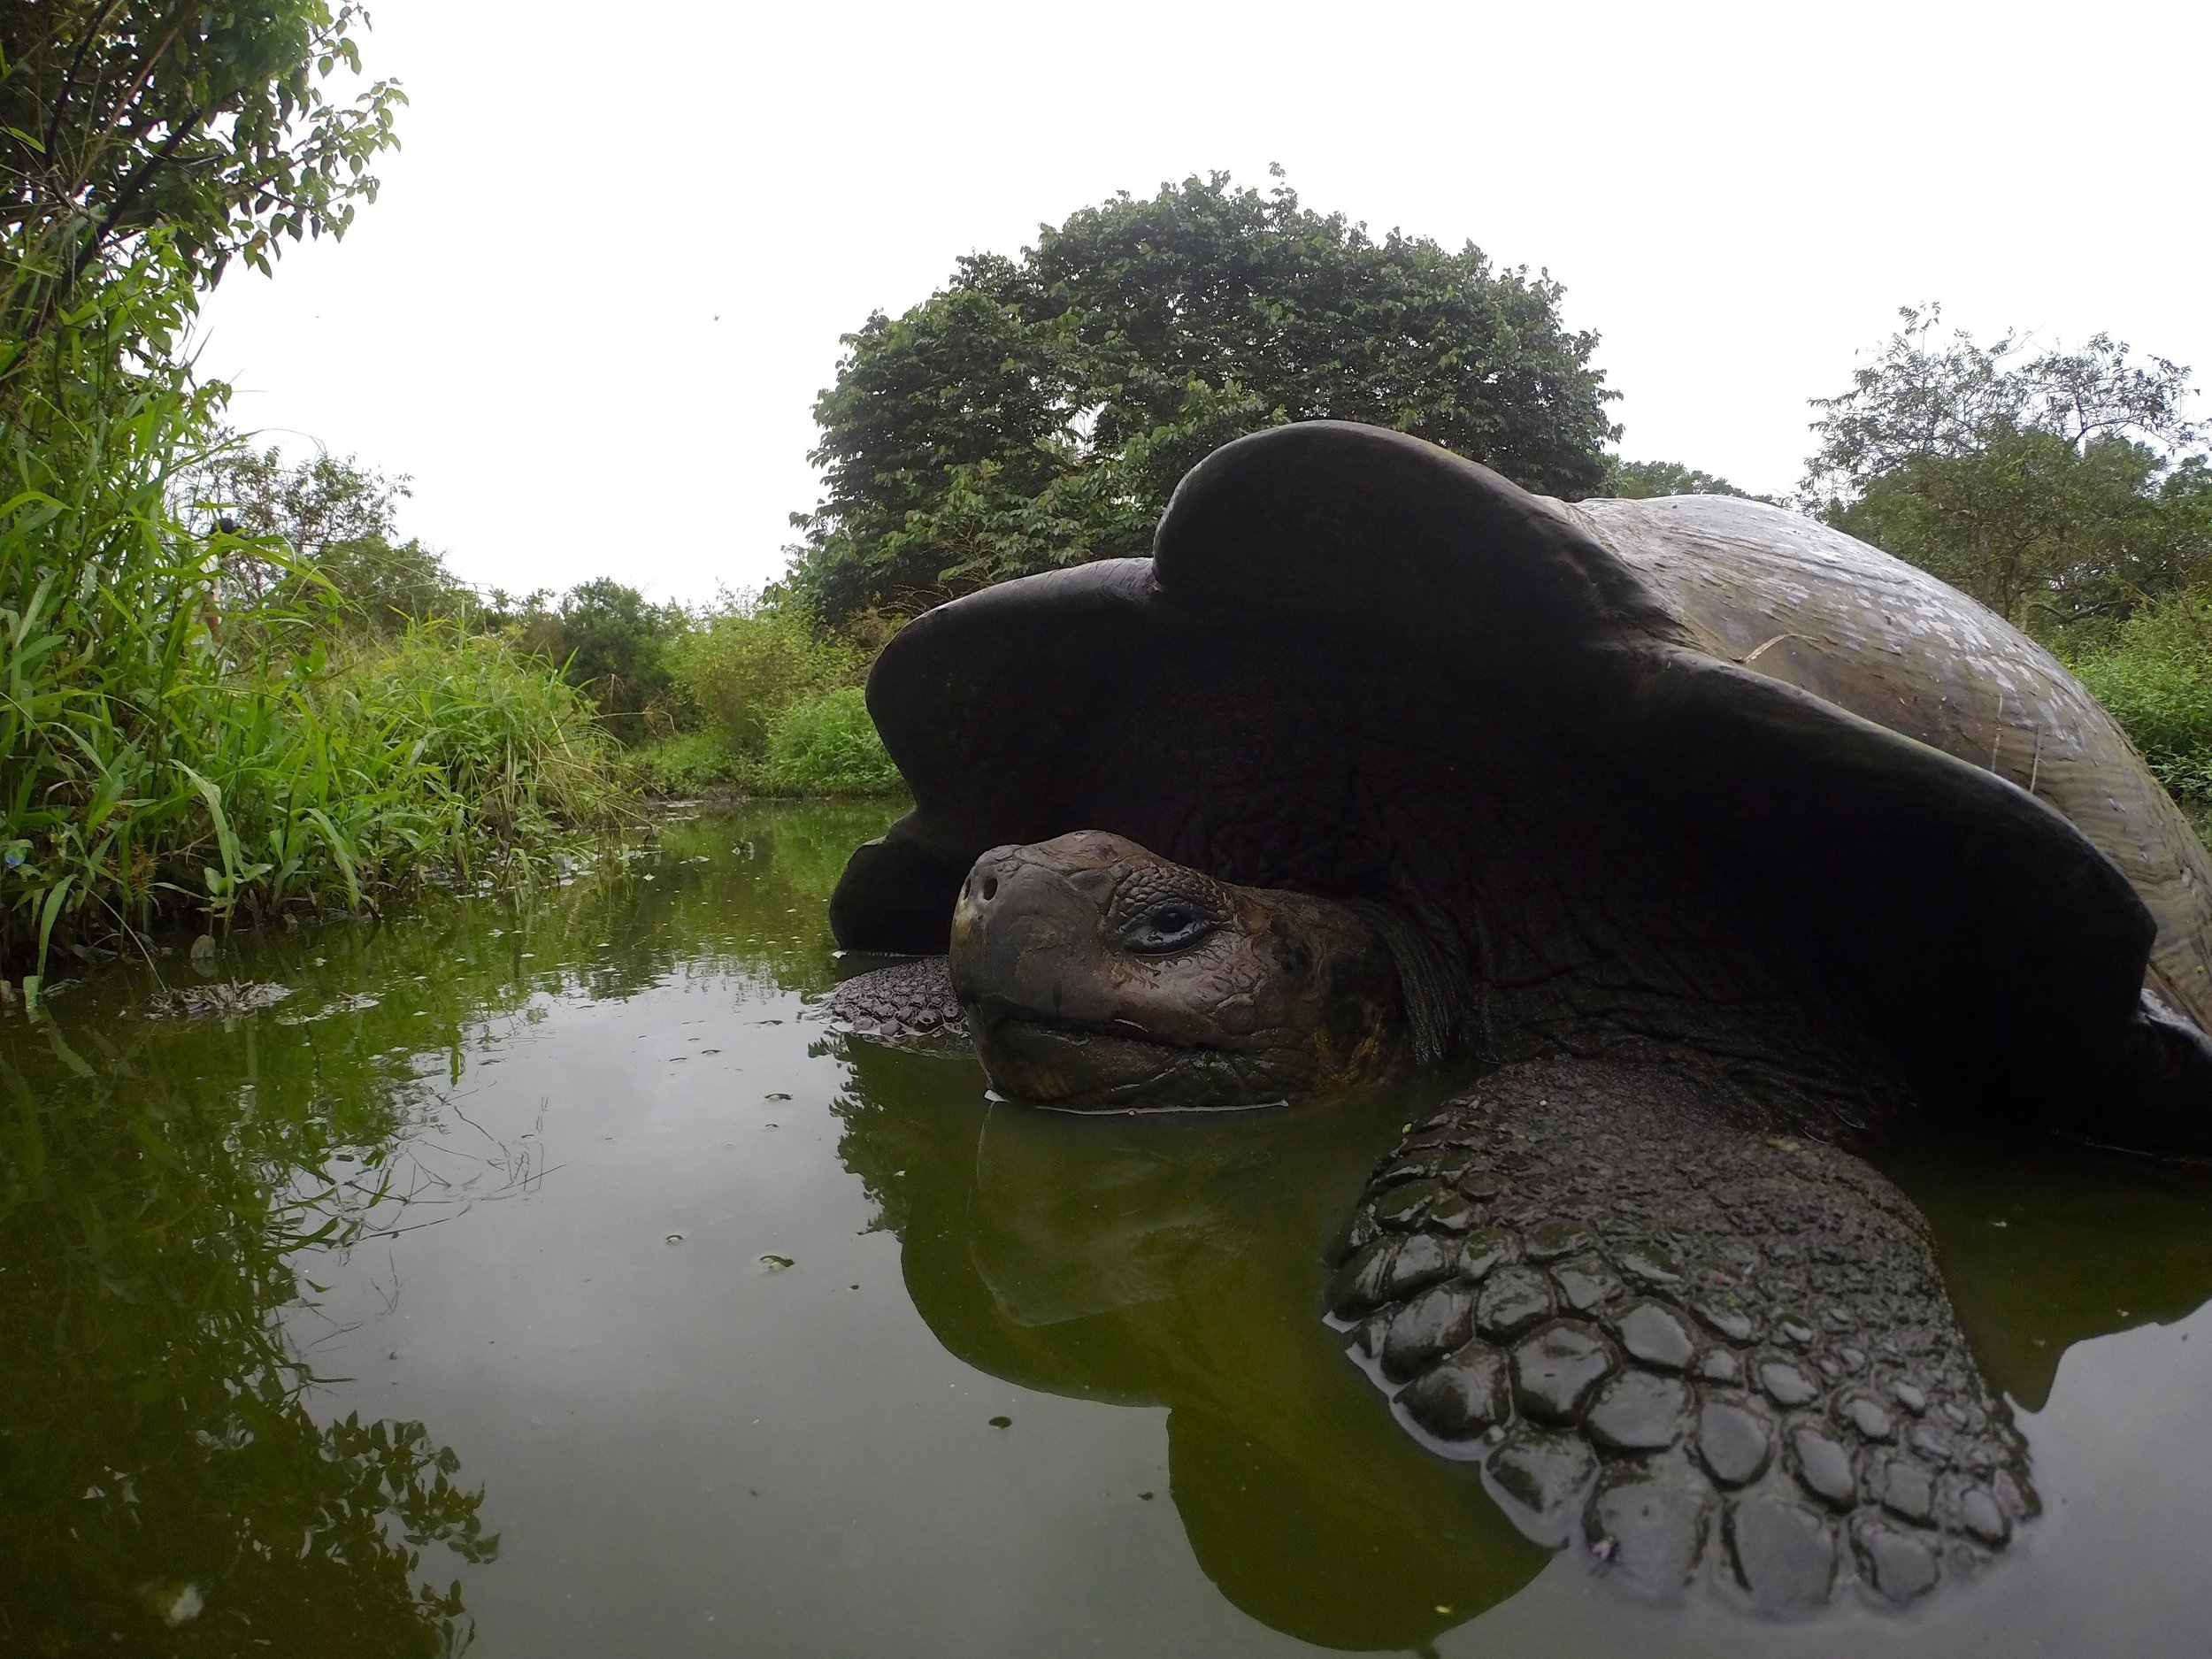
<box><xmin>823</xmin><ymin>420</ymin><xmax>2212</xmax><ymax>1611</ymax></box>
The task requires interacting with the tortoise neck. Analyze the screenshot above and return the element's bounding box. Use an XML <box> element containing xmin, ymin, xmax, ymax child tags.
<box><xmin>1356</xmin><ymin>873</ymin><xmax>1911</xmax><ymax>1141</ymax></box>
<box><xmin>1341</xmin><ymin>897</ymin><xmax>1464</xmax><ymax>1067</ymax></box>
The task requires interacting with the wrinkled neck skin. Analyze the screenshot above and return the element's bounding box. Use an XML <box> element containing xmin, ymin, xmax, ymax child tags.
<box><xmin>943</xmin><ymin>830</ymin><xmax>1901</xmax><ymax>1131</ymax></box>
<box><xmin>949</xmin><ymin>832</ymin><xmax>1409</xmax><ymax>1110</ymax></box>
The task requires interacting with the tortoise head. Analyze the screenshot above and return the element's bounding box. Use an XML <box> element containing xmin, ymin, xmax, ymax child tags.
<box><xmin>948</xmin><ymin>832</ymin><xmax>1409</xmax><ymax>1110</ymax></box>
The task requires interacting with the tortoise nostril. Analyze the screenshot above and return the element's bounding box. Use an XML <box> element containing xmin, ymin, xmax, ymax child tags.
<box><xmin>980</xmin><ymin>875</ymin><xmax>998</xmax><ymax>902</ymax></box>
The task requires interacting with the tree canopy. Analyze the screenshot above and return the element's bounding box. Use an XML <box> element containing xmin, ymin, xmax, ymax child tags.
<box><xmin>0</xmin><ymin>2</ymin><xmax>403</xmax><ymax>394</ymax></box>
<box><xmin>1600</xmin><ymin>457</ymin><xmax>1759</xmax><ymax>501</ymax></box>
<box><xmin>541</xmin><ymin>579</ymin><xmax>685</xmax><ymax>742</ymax></box>
<box><xmin>786</xmin><ymin>172</ymin><xmax>1620</xmax><ymax>627</ymax></box>
<box><xmin>1803</xmin><ymin>307</ymin><xmax>2211</xmax><ymax>640</ymax></box>
<box><xmin>198</xmin><ymin>442</ymin><xmax>465</xmax><ymax>631</ymax></box>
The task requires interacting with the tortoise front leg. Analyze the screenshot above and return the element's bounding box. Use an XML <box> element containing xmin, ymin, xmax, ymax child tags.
<box><xmin>1329</xmin><ymin>1058</ymin><xmax>2032</xmax><ymax>1611</ymax></box>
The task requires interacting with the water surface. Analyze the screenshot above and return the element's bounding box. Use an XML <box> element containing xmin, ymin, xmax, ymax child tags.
<box><xmin>4</xmin><ymin>803</ymin><xmax>2209</xmax><ymax>1655</ymax></box>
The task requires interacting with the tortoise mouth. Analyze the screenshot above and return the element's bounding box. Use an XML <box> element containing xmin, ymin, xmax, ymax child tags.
<box><xmin>972</xmin><ymin>1002</ymin><xmax>1224</xmax><ymax>1054</ymax></box>
<box><xmin>969</xmin><ymin>1007</ymin><xmax>1295</xmax><ymax>1111</ymax></box>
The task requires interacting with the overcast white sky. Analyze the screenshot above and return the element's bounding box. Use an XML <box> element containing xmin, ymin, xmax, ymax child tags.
<box><xmin>194</xmin><ymin>0</ymin><xmax>2212</xmax><ymax>606</ymax></box>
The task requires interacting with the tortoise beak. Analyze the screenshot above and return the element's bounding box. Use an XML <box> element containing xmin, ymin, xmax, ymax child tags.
<box><xmin>949</xmin><ymin>846</ymin><xmax>1115</xmax><ymax>1028</ymax></box>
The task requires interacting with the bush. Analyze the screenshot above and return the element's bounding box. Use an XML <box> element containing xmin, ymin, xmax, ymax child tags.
<box><xmin>666</xmin><ymin>600</ymin><xmax>861</xmax><ymax>754</ymax></box>
<box><xmin>2072</xmin><ymin>589</ymin><xmax>2212</xmax><ymax>813</ymax></box>
<box><xmin>545</xmin><ymin>579</ymin><xmax>686</xmax><ymax>742</ymax></box>
<box><xmin>626</xmin><ymin>731</ymin><xmax>751</xmax><ymax>796</ymax></box>
<box><xmin>624</xmin><ymin>692</ymin><xmax>905</xmax><ymax>800</ymax></box>
<box><xmin>324</xmin><ymin>625</ymin><xmax>627</xmax><ymax>840</ymax></box>
<box><xmin>761</xmin><ymin>689</ymin><xmax>904</xmax><ymax>795</ymax></box>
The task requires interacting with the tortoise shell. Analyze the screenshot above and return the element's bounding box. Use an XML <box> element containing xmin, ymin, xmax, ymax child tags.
<box><xmin>832</xmin><ymin>422</ymin><xmax>2212</xmax><ymax>1141</ymax></box>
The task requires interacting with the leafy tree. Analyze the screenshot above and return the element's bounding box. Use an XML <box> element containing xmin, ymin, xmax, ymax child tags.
<box><xmin>215</xmin><ymin>442</ymin><xmax>403</xmax><ymax>549</ymax></box>
<box><xmin>1803</xmin><ymin>307</ymin><xmax>2211</xmax><ymax>638</ymax></box>
<box><xmin>787</xmin><ymin>171</ymin><xmax>1619</xmax><ymax>626</ymax></box>
<box><xmin>1</xmin><ymin>3</ymin><xmax>403</xmax><ymax>394</ymax></box>
<box><xmin>540</xmin><ymin>579</ymin><xmax>685</xmax><ymax>743</ymax></box>
<box><xmin>1601</xmin><ymin>457</ymin><xmax>1759</xmax><ymax>500</ymax></box>
<box><xmin>199</xmin><ymin>441</ymin><xmax>467</xmax><ymax>631</ymax></box>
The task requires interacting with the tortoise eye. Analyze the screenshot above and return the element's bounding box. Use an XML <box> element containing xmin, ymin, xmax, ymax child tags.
<box><xmin>1123</xmin><ymin>902</ymin><xmax>1217</xmax><ymax>955</ymax></box>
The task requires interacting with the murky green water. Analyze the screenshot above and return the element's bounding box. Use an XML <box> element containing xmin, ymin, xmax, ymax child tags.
<box><xmin>4</xmin><ymin>803</ymin><xmax>2211</xmax><ymax>1656</ymax></box>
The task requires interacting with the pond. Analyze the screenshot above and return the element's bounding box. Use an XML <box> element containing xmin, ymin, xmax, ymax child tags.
<box><xmin>4</xmin><ymin>802</ymin><xmax>2210</xmax><ymax>1657</ymax></box>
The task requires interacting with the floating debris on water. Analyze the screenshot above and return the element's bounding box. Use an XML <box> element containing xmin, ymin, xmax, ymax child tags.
<box><xmin>137</xmin><ymin>981</ymin><xmax>292</xmax><ymax>1019</ymax></box>
<box><xmin>135</xmin><ymin>1579</ymin><xmax>204</xmax><ymax>1627</ymax></box>
<box><xmin>760</xmin><ymin>1255</ymin><xmax>795</xmax><ymax>1271</ymax></box>
<box><xmin>276</xmin><ymin>992</ymin><xmax>380</xmax><ymax>1025</ymax></box>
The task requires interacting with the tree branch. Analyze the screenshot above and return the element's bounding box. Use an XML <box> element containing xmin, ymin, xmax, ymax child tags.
<box><xmin>42</xmin><ymin>0</ymin><xmax>127</xmax><ymax>158</ymax></box>
<box><xmin>64</xmin><ymin>103</ymin><xmax>200</xmax><ymax>290</ymax></box>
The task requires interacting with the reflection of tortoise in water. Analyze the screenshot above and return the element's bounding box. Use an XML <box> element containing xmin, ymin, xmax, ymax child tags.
<box><xmin>826</xmin><ymin>422</ymin><xmax>2212</xmax><ymax>1611</ymax></box>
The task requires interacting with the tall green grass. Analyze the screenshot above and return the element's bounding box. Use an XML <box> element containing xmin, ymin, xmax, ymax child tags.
<box><xmin>762</xmin><ymin>687</ymin><xmax>904</xmax><ymax>795</ymax></box>
<box><xmin>0</xmin><ymin>270</ymin><xmax>626</xmax><ymax>993</ymax></box>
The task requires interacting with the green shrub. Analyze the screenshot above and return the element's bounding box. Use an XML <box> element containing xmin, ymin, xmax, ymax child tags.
<box><xmin>761</xmin><ymin>688</ymin><xmax>904</xmax><ymax>796</ymax></box>
<box><xmin>543</xmin><ymin>578</ymin><xmax>687</xmax><ymax>742</ymax></box>
<box><xmin>626</xmin><ymin>731</ymin><xmax>754</xmax><ymax>796</ymax></box>
<box><xmin>2073</xmin><ymin>589</ymin><xmax>2212</xmax><ymax>812</ymax></box>
<box><xmin>665</xmin><ymin>600</ymin><xmax>861</xmax><ymax>759</ymax></box>
<box><xmin>323</xmin><ymin>625</ymin><xmax>626</xmax><ymax>839</ymax></box>
<box><xmin>625</xmin><ymin>693</ymin><xmax>905</xmax><ymax>800</ymax></box>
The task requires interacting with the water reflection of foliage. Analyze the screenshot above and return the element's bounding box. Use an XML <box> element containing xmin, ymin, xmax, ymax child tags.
<box><xmin>0</xmin><ymin>800</ymin><xmax>902</xmax><ymax>1654</ymax></box>
<box><xmin>0</xmin><ymin>1032</ymin><xmax>495</xmax><ymax>1656</ymax></box>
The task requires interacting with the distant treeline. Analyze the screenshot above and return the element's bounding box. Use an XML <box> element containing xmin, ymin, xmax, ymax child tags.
<box><xmin>196</xmin><ymin>442</ymin><xmax>900</xmax><ymax>800</ymax></box>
